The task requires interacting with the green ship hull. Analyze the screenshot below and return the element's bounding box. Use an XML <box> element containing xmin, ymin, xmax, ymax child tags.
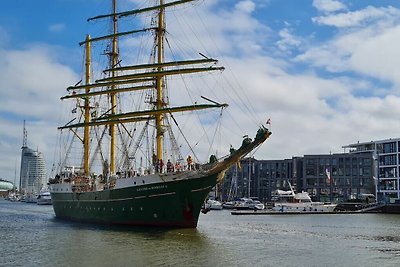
<box><xmin>51</xmin><ymin>172</ymin><xmax>218</xmax><ymax>228</ymax></box>
<box><xmin>51</xmin><ymin>127</ymin><xmax>271</xmax><ymax>228</ymax></box>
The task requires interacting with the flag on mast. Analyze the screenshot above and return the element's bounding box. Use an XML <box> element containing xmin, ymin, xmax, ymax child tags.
<box><xmin>325</xmin><ymin>168</ymin><xmax>331</xmax><ymax>184</ymax></box>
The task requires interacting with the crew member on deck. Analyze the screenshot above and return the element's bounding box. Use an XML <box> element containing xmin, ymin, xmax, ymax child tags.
<box><xmin>152</xmin><ymin>153</ymin><xmax>157</xmax><ymax>166</ymax></box>
<box><xmin>167</xmin><ymin>159</ymin><xmax>173</xmax><ymax>172</ymax></box>
<box><xmin>155</xmin><ymin>160</ymin><xmax>160</xmax><ymax>173</ymax></box>
<box><xmin>187</xmin><ymin>155</ymin><xmax>193</xmax><ymax>170</ymax></box>
<box><xmin>159</xmin><ymin>159</ymin><xmax>164</xmax><ymax>173</ymax></box>
<box><xmin>175</xmin><ymin>162</ymin><xmax>182</xmax><ymax>172</ymax></box>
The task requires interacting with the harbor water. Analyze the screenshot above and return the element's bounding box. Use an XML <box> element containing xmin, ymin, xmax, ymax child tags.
<box><xmin>1</xmin><ymin>199</ymin><xmax>400</xmax><ymax>267</ymax></box>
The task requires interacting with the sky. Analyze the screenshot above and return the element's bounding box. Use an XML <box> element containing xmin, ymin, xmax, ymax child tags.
<box><xmin>1</xmin><ymin>0</ymin><xmax>400</xmax><ymax>183</ymax></box>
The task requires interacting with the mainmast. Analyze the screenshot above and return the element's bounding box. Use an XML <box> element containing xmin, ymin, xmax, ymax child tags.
<box><xmin>155</xmin><ymin>0</ymin><xmax>165</xmax><ymax>162</ymax></box>
<box><xmin>109</xmin><ymin>0</ymin><xmax>119</xmax><ymax>175</ymax></box>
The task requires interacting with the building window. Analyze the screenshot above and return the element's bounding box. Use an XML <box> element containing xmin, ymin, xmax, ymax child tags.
<box><xmin>383</xmin><ymin>142</ymin><xmax>396</xmax><ymax>153</ymax></box>
<box><xmin>306</xmin><ymin>158</ymin><xmax>315</xmax><ymax>165</ymax></box>
<box><xmin>379</xmin><ymin>167</ymin><xmax>397</xmax><ymax>178</ymax></box>
<box><xmin>380</xmin><ymin>155</ymin><xmax>396</xmax><ymax>166</ymax></box>
<box><xmin>318</xmin><ymin>165</ymin><xmax>325</xmax><ymax>176</ymax></box>
<box><xmin>345</xmin><ymin>166</ymin><xmax>351</xmax><ymax>176</ymax></box>
<box><xmin>363</xmin><ymin>167</ymin><xmax>371</xmax><ymax>176</ymax></box>
<box><xmin>332</xmin><ymin>166</ymin><xmax>337</xmax><ymax>176</ymax></box>
<box><xmin>306</xmin><ymin>178</ymin><xmax>316</xmax><ymax>186</ymax></box>
<box><xmin>306</xmin><ymin>167</ymin><xmax>315</xmax><ymax>175</ymax></box>
<box><xmin>379</xmin><ymin>179</ymin><xmax>397</xmax><ymax>190</ymax></box>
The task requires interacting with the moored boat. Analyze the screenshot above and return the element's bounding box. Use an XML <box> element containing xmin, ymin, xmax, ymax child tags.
<box><xmin>37</xmin><ymin>191</ymin><xmax>52</xmax><ymax>205</ymax></box>
<box><xmin>49</xmin><ymin>0</ymin><xmax>271</xmax><ymax>228</ymax></box>
<box><xmin>205</xmin><ymin>199</ymin><xmax>223</xmax><ymax>210</ymax></box>
<box><xmin>249</xmin><ymin>200</ymin><xmax>265</xmax><ymax>210</ymax></box>
<box><xmin>25</xmin><ymin>193</ymin><xmax>38</xmax><ymax>204</ymax></box>
<box><xmin>222</xmin><ymin>201</ymin><xmax>237</xmax><ymax>209</ymax></box>
<box><xmin>272</xmin><ymin>183</ymin><xmax>336</xmax><ymax>212</ymax></box>
<box><xmin>231</xmin><ymin>198</ymin><xmax>265</xmax><ymax>210</ymax></box>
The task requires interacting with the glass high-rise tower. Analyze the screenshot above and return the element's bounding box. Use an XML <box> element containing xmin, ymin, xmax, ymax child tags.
<box><xmin>19</xmin><ymin>121</ymin><xmax>47</xmax><ymax>194</ymax></box>
<box><xmin>19</xmin><ymin>146</ymin><xmax>47</xmax><ymax>194</ymax></box>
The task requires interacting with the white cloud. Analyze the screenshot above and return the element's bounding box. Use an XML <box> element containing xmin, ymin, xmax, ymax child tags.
<box><xmin>49</xmin><ymin>23</ymin><xmax>65</xmax><ymax>33</ymax></box>
<box><xmin>312</xmin><ymin>6</ymin><xmax>400</xmax><ymax>28</ymax></box>
<box><xmin>147</xmin><ymin>0</ymin><xmax>271</xmax><ymax>58</ymax></box>
<box><xmin>235</xmin><ymin>0</ymin><xmax>256</xmax><ymax>14</ymax></box>
<box><xmin>313</xmin><ymin>0</ymin><xmax>347</xmax><ymax>14</ymax></box>
<box><xmin>298</xmin><ymin>5</ymin><xmax>400</xmax><ymax>87</ymax></box>
<box><xmin>0</xmin><ymin>46</ymin><xmax>77</xmax><ymax>119</ymax></box>
<box><xmin>349</xmin><ymin>26</ymin><xmax>400</xmax><ymax>85</ymax></box>
<box><xmin>276</xmin><ymin>28</ymin><xmax>302</xmax><ymax>52</ymax></box>
<box><xmin>0</xmin><ymin>44</ymin><xmax>78</xmax><ymax>181</ymax></box>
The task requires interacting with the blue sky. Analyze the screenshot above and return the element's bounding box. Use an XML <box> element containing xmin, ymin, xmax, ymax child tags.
<box><xmin>1</xmin><ymin>0</ymin><xmax>400</xmax><ymax>183</ymax></box>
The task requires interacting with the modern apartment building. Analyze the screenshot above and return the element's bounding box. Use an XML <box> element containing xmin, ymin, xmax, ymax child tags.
<box><xmin>301</xmin><ymin>153</ymin><xmax>374</xmax><ymax>202</ymax></box>
<box><xmin>344</xmin><ymin>138</ymin><xmax>400</xmax><ymax>203</ymax></box>
<box><xmin>221</xmin><ymin>152</ymin><xmax>375</xmax><ymax>203</ymax></box>
<box><xmin>221</xmin><ymin>157</ymin><xmax>296</xmax><ymax>202</ymax></box>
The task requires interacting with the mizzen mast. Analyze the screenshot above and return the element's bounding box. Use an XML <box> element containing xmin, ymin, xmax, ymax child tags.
<box><xmin>83</xmin><ymin>35</ymin><xmax>91</xmax><ymax>176</ymax></box>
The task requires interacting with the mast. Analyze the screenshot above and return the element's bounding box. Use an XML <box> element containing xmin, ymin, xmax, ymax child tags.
<box><xmin>83</xmin><ymin>35</ymin><xmax>91</xmax><ymax>176</ymax></box>
<box><xmin>155</xmin><ymin>0</ymin><xmax>165</xmax><ymax>161</ymax></box>
<box><xmin>109</xmin><ymin>0</ymin><xmax>119</xmax><ymax>175</ymax></box>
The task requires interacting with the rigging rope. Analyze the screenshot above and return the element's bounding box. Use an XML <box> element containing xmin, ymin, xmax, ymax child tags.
<box><xmin>192</xmin><ymin>6</ymin><xmax>262</xmax><ymax>126</ymax></box>
<box><xmin>168</xmin><ymin>111</ymin><xmax>199</xmax><ymax>162</ymax></box>
<box><xmin>164</xmin><ymin>115</ymin><xmax>183</xmax><ymax>162</ymax></box>
<box><xmin>206</xmin><ymin>108</ymin><xmax>224</xmax><ymax>158</ymax></box>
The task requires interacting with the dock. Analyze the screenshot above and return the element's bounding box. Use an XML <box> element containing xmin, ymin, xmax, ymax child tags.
<box><xmin>231</xmin><ymin>203</ymin><xmax>388</xmax><ymax>215</ymax></box>
<box><xmin>232</xmin><ymin>210</ymin><xmax>343</xmax><ymax>215</ymax></box>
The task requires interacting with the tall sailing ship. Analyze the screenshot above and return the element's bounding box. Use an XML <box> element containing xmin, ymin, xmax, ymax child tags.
<box><xmin>50</xmin><ymin>0</ymin><xmax>271</xmax><ymax>228</ymax></box>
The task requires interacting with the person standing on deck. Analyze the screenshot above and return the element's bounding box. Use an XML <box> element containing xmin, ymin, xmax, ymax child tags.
<box><xmin>167</xmin><ymin>159</ymin><xmax>173</xmax><ymax>172</ymax></box>
<box><xmin>159</xmin><ymin>159</ymin><xmax>164</xmax><ymax>173</ymax></box>
<box><xmin>187</xmin><ymin>155</ymin><xmax>193</xmax><ymax>170</ymax></box>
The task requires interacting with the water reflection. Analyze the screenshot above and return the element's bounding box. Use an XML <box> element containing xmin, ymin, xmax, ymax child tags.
<box><xmin>43</xmin><ymin>218</ymin><xmax>211</xmax><ymax>266</ymax></box>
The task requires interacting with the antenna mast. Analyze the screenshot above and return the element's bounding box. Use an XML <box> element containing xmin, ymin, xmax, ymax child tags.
<box><xmin>22</xmin><ymin>120</ymin><xmax>27</xmax><ymax>148</ymax></box>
